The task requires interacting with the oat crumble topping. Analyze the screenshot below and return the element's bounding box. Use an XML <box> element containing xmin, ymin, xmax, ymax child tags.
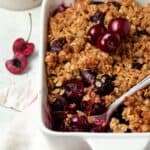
<box><xmin>45</xmin><ymin>0</ymin><xmax>150</xmax><ymax>132</ymax></box>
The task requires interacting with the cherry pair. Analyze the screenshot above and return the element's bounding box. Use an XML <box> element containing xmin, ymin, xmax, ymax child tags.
<box><xmin>5</xmin><ymin>13</ymin><xmax>35</xmax><ymax>75</ymax></box>
<box><xmin>88</xmin><ymin>18</ymin><xmax>130</xmax><ymax>53</ymax></box>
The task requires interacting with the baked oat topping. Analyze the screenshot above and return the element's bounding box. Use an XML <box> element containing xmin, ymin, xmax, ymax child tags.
<box><xmin>45</xmin><ymin>0</ymin><xmax>150</xmax><ymax>132</ymax></box>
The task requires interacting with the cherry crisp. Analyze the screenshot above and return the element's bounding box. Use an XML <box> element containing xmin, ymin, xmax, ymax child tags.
<box><xmin>45</xmin><ymin>0</ymin><xmax>150</xmax><ymax>132</ymax></box>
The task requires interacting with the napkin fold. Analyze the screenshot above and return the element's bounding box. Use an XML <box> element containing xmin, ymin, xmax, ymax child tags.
<box><xmin>0</xmin><ymin>77</ymin><xmax>38</xmax><ymax>111</ymax></box>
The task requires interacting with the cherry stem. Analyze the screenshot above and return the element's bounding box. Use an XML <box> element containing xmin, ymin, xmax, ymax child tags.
<box><xmin>27</xmin><ymin>13</ymin><xmax>32</xmax><ymax>42</ymax></box>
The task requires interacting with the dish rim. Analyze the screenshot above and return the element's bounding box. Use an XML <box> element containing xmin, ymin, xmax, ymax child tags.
<box><xmin>39</xmin><ymin>0</ymin><xmax>150</xmax><ymax>137</ymax></box>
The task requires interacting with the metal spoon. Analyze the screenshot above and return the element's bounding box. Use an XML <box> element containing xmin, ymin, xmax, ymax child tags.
<box><xmin>92</xmin><ymin>75</ymin><xmax>150</xmax><ymax>126</ymax></box>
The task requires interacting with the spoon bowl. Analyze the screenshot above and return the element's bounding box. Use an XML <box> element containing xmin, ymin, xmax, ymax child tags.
<box><xmin>92</xmin><ymin>75</ymin><xmax>150</xmax><ymax>127</ymax></box>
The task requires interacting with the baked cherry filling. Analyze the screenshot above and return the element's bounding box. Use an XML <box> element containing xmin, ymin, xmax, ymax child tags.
<box><xmin>92</xmin><ymin>1</ymin><xmax>104</xmax><ymax>5</ymax></box>
<box><xmin>49</xmin><ymin>73</ymin><xmax>115</xmax><ymax>132</ymax></box>
<box><xmin>50</xmin><ymin>37</ymin><xmax>67</xmax><ymax>52</ymax></box>
<box><xmin>64</xmin><ymin>80</ymin><xmax>84</xmax><ymax>100</ymax></box>
<box><xmin>67</xmin><ymin>115</ymin><xmax>90</xmax><ymax>131</ymax></box>
<box><xmin>90</xmin><ymin>11</ymin><xmax>106</xmax><ymax>24</ymax></box>
<box><xmin>52</xmin><ymin>3</ymin><xmax>68</xmax><ymax>16</ymax></box>
<box><xmin>80</xmin><ymin>70</ymin><xmax>96</xmax><ymax>86</ymax></box>
<box><xmin>94</xmin><ymin>74</ymin><xmax>115</xmax><ymax>96</ymax></box>
<box><xmin>51</xmin><ymin>96</ymin><xmax>67</xmax><ymax>111</ymax></box>
<box><xmin>107</xmin><ymin>1</ymin><xmax>121</xmax><ymax>10</ymax></box>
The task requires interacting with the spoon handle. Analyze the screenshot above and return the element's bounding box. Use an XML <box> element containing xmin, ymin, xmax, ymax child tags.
<box><xmin>107</xmin><ymin>75</ymin><xmax>150</xmax><ymax>118</ymax></box>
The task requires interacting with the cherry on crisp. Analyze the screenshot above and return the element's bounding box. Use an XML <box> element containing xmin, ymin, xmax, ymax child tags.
<box><xmin>80</xmin><ymin>70</ymin><xmax>96</xmax><ymax>86</ymax></box>
<box><xmin>5</xmin><ymin>53</ymin><xmax>28</xmax><ymax>75</ymax></box>
<box><xmin>69</xmin><ymin>115</ymin><xmax>89</xmax><ymax>131</ymax></box>
<box><xmin>51</xmin><ymin>96</ymin><xmax>67</xmax><ymax>111</ymax></box>
<box><xmin>108</xmin><ymin>18</ymin><xmax>130</xmax><ymax>37</ymax></box>
<box><xmin>13</xmin><ymin>38</ymin><xmax>35</xmax><ymax>57</ymax></box>
<box><xmin>64</xmin><ymin>80</ymin><xmax>84</xmax><ymax>100</ymax></box>
<box><xmin>52</xmin><ymin>3</ymin><xmax>68</xmax><ymax>16</ymax></box>
<box><xmin>97</xmin><ymin>32</ymin><xmax>120</xmax><ymax>53</ymax></box>
<box><xmin>87</xmin><ymin>24</ymin><xmax>106</xmax><ymax>45</ymax></box>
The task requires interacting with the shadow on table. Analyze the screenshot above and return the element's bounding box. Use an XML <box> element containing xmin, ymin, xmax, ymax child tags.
<box><xmin>43</xmin><ymin>134</ymin><xmax>92</xmax><ymax>150</ymax></box>
<box><xmin>143</xmin><ymin>140</ymin><xmax>150</xmax><ymax>150</ymax></box>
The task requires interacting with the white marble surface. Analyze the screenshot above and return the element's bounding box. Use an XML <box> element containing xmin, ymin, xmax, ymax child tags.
<box><xmin>0</xmin><ymin>7</ymin><xmax>40</xmax><ymax>134</ymax></box>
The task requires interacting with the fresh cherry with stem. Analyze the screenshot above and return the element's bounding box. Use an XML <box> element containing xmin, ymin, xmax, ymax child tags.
<box><xmin>13</xmin><ymin>13</ymin><xmax>35</xmax><ymax>57</ymax></box>
<box><xmin>6</xmin><ymin>13</ymin><xmax>34</xmax><ymax>75</ymax></box>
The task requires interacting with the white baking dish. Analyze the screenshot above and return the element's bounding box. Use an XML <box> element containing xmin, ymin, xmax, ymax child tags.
<box><xmin>39</xmin><ymin>0</ymin><xmax>150</xmax><ymax>149</ymax></box>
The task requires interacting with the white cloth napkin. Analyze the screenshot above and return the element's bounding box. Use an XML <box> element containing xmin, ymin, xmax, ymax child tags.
<box><xmin>0</xmin><ymin>77</ymin><xmax>38</xmax><ymax>111</ymax></box>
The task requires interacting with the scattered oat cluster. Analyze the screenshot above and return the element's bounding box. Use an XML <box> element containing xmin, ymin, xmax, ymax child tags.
<box><xmin>45</xmin><ymin>0</ymin><xmax>150</xmax><ymax>132</ymax></box>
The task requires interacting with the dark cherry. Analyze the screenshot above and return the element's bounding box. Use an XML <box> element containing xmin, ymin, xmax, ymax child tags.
<box><xmin>51</xmin><ymin>96</ymin><xmax>67</xmax><ymax>111</ymax></box>
<box><xmin>67</xmin><ymin>103</ymin><xmax>77</xmax><ymax>114</ymax></box>
<box><xmin>52</xmin><ymin>3</ymin><xmax>68</xmax><ymax>16</ymax></box>
<box><xmin>84</xmin><ymin>102</ymin><xmax>93</xmax><ymax>115</ymax></box>
<box><xmin>64</xmin><ymin>80</ymin><xmax>84</xmax><ymax>100</ymax></box>
<box><xmin>70</xmin><ymin>115</ymin><xmax>89</xmax><ymax>131</ymax></box>
<box><xmin>91</xmin><ymin>116</ymin><xmax>106</xmax><ymax>132</ymax></box>
<box><xmin>91</xmin><ymin>1</ymin><xmax>104</xmax><ymax>5</ymax></box>
<box><xmin>108</xmin><ymin>18</ymin><xmax>130</xmax><ymax>38</ymax></box>
<box><xmin>97</xmin><ymin>32</ymin><xmax>120</xmax><ymax>53</ymax></box>
<box><xmin>126</xmin><ymin>129</ymin><xmax>132</xmax><ymax>133</ymax></box>
<box><xmin>92</xmin><ymin>103</ymin><xmax>107</xmax><ymax>115</ymax></box>
<box><xmin>77</xmin><ymin>101</ymin><xmax>87</xmax><ymax>111</ymax></box>
<box><xmin>78</xmin><ymin>100</ymin><xmax>106</xmax><ymax>116</ymax></box>
<box><xmin>80</xmin><ymin>70</ymin><xmax>96</xmax><ymax>86</ymax></box>
<box><xmin>132</xmin><ymin>60</ymin><xmax>143</xmax><ymax>70</ymax></box>
<box><xmin>90</xmin><ymin>11</ymin><xmax>105</xmax><ymax>24</ymax></box>
<box><xmin>87</xmin><ymin>24</ymin><xmax>106</xmax><ymax>45</ymax></box>
<box><xmin>91</xmin><ymin>126</ymin><xmax>105</xmax><ymax>132</ymax></box>
<box><xmin>52</xmin><ymin>111</ymin><xmax>67</xmax><ymax>131</ymax></box>
<box><xmin>94</xmin><ymin>74</ymin><xmax>115</xmax><ymax>96</ymax></box>
<box><xmin>58</xmin><ymin>123</ymin><xmax>68</xmax><ymax>131</ymax></box>
<box><xmin>112</xmin><ymin>104</ymin><xmax>127</xmax><ymax>123</ymax></box>
<box><xmin>52</xmin><ymin>111</ymin><xmax>67</xmax><ymax>120</ymax></box>
<box><xmin>134</xmin><ymin>30</ymin><xmax>150</xmax><ymax>36</ymax></box>
<box><xmin>107</xmin><ymin>1</ymin><xmax>121</xmax><ymax>10</ymax></box>
<box><xmin>5</xmin><ymin>53</ymin><xmax>28</xmax><ymax>75</ymax></box>
<box><xmin>50</xmin><ymin>37</ymin><xmax>66</xmax><ymax>52</ymax></box>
